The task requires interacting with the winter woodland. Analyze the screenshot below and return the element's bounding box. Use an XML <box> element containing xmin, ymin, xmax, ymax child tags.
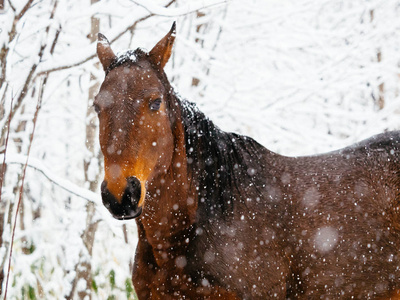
<box><xmin>1</xmin><ymin>0</ymin><xmax>400</xmax><ymax>298</ymax></box>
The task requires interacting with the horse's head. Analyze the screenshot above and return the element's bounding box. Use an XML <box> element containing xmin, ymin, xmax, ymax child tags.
<box><xmin>95</xmin><ymin>23</ymin><xmax>176</xmax><ymax>220</ymax></box>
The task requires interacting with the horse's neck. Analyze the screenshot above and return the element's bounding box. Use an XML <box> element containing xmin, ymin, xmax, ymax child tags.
<box><xmin>137</xmin><ymin>97</ymin><xmax>271</xmax><ymax>265</ymax></box>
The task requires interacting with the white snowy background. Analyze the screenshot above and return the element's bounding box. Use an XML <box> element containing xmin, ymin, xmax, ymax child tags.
<box><xmin>1</xmin><ymin>0</ymin><xmax>400</xmax><ymax>298</ymax></box>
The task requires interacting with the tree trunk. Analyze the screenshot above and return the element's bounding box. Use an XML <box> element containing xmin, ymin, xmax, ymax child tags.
<box><xmin>67</xmin><ymin>4</ymin><xmax>101</xmax><ymax>299</ymax></box>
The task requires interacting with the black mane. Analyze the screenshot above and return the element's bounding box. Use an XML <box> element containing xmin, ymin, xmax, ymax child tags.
<box><xmin>179</xmin><ymin>99</ymin><xmax>270</xmax><ymax>219</ymax></box>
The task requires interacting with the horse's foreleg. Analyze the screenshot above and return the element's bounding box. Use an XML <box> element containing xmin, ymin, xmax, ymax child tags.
<box><xmin>132</xmin><ymin>221</ymin><xmax>158</xmax><ymax>300</ymax></box>
<box><xmin>192</xmin><ymin>285</ymin><xmax>241</xmax><ymax>300</ymax></box>
<box><xmin>147</xmin><ymin>279</ymin><xmax>241</xmax><ymax>300</ymax></box>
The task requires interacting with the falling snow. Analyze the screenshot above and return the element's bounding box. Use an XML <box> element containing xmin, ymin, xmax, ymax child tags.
<box><xmin>2</xmin><ymin>0</ymin><xmax>400</xmax><ymax>299</ymax></box>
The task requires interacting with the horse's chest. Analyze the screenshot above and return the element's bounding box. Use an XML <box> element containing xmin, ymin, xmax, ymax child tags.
<box><xmin>187</xmin><ymin>222</ymin><xmax>289</xmax><ymax>298</ymax></box>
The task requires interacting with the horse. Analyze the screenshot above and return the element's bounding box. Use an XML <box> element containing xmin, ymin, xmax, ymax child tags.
<box><xmin>95</xmin><ymin>22</ymin><xmax>400</xmax><ymax>299</ymax></box>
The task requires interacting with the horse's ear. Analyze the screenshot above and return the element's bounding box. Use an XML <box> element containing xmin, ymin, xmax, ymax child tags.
<box><xmin>97</xmin><ymin>33</ymin><xmax>116</xmax><ymax>72</ymax></box>
<box><xmin>149</xmin><ymin>22</ymin><xmax>176</xmax><ymax>70</ymax></box>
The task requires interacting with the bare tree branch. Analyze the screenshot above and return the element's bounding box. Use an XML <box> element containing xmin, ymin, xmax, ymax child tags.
<box><xmin>35</xmin><ymin>0</ymin><xmax>178</xmax><ymax>78</ymax></box>
<box><xmin>0</xmin><ymin>0</ymin><xmax>59</xmax><ymax>147</ymax></box>
<box><xmin>6</xmin><ymin>0</ymin><xmax>16</xmax><ymax>12</ymax></box>
<box><xmin>0</xmin><ymin>0</ymin><xmax>35</xmax><ymax>87</ymax></box>
<box><xmin>0</xmin><ymin>95</ymin><xmax>12</xmax><ymax>199</ymax></box>
<box><xmin>130</xmin><ymin>0</ymin><xmax>227</xmax><ymax>17</ymax></box>
<box><xmin>3</xmin><ymin>79</ymin><xmax>41</xmax><ymax>300</ymax></box>
<box><xmin>15</xmin><ymin>0</ymin><xmax>34</xmax><ymax>21</ymax></box>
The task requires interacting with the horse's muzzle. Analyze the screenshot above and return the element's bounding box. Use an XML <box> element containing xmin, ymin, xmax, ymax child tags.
<box><xmin>101</xmin><ymin>177</ymin><xmax>142</xmax><ymax>220</ymax></box>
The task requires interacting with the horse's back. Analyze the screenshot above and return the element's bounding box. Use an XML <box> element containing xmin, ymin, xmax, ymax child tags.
<box><xmin>186</xmin><ymin>130</ymin><xmax>400</xmax><ymax>299</ymax></box>
<box><xmin>287</xmin><ymin>130</ymin><xmax>400</xmax><ymax>206</ymax></box>
<box><xmin>285</xmin><ymin>131</ymin><xmax>400</xmax><ymax>298</ymax></box>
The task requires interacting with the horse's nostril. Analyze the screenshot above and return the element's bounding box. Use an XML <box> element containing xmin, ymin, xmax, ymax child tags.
<box><xmin>126</xmin><ymin>177</ymin><xmax>141</xmax><ymax>204</ymax></box>
<box><xmin>127</xmin><ymin>176</ymin><xmax>140</xmax><ymax>186</ymax></box>
<box><xmin>101</xmin><ymin>181</ymin><xmax>108</xmax><ymax>194</ymax></box>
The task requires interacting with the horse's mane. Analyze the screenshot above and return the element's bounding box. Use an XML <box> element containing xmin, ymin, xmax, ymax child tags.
<box><xmin>179</xmin><ymin>99</ymin><xmax>269</xmax><ymax>219</ymax></box>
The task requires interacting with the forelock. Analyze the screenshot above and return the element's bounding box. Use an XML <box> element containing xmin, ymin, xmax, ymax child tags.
<box><xmin>106</xmin><ymin>48</ymin><xmax>148</xmax><ymax>75</ymax></box>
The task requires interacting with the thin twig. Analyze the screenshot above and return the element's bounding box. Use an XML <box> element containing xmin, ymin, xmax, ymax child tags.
<box><xmin>0</xmin><ymin>94</ymin><xmax>13</xmax><ymax>204</ymax></box>
<box><xmin>6</xmin><ymin>0</ymin><xmax>16</xmax><ymax>12</ymax></box>
<box><xmin>3</xmin><ymin>81</ymin><xmax>42</xmax><ymax>300</ymax></box>
<box><xmin>129</xmin><ymin>0</ymin><xmax>227</xmax><ymax>17</ymax></box>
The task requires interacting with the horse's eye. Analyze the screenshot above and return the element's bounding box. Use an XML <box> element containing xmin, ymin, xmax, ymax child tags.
<box><xmin>149</xmin><ymin>98</ymin><xmax>162</xmax><ymax>111</ymax></box>
<box><xmin>93</xmin><ymin>103</ymin><xmax>101</xmax><ymax>114</ymax></box>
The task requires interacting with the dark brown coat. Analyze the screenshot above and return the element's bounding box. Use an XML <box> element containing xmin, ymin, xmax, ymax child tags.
<box><xmin>96</xmin><ymin>24</ymin><xmax>400</xmax><ymax>299</ymax></box>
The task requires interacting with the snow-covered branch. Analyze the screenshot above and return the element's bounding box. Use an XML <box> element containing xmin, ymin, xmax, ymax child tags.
<box><xmin>5</xmin><ymin>154</ymin><xmax>101</xmax><ymax>205</ymax></box>
<box><xmin>129</xmin><ymin>0</ymin><xmax>228</xmax><ymax>17</ymax></box>
<box><xmin>36</xmin><ymin>0</ymin><xmax>180</xmax><ymax>78</ymax></box>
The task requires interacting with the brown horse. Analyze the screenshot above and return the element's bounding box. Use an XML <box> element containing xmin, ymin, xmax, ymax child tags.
<box><xmin>95</xmin><ymin>23</ymin><xmax>400</xmax><ymax>299</ymax></box>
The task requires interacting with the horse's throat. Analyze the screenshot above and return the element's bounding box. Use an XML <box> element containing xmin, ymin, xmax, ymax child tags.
<box><xmin>148</xmin><ymin>221</ymin><xmax>195</xmax><ymax>267</ymax></box>
<box><xmin>139</xmin><ymin>172</ymin><xmax>197</xmax><ymax>267</ymax></box>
